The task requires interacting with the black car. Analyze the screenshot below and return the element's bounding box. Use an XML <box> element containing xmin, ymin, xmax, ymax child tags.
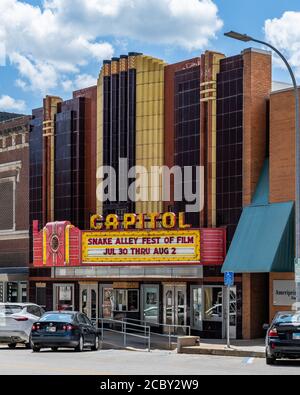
<box><xmin>31</xmin><ymin>311</ymin><xmax>101</xmax><ymax>352</ymax></box>
<box><xmin>265</xmin><ymin>311</ymin><xmax>300</xmax><ymax>365</ymax></box>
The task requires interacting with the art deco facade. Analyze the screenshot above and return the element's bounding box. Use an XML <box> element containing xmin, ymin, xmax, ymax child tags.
<box><xmin>30</xmin><ymin>88</ymin><xmax>97</xmax><ymax>232</ymax></box>
<box><xmin>97</xmin><ymin>53</ymin><xmax>165</xmax><ymax>217</ymax></box>
<box><xmin>29</xmin><ymin>88</ymin><xmax>97</xmax><ymax>307</ymax></box>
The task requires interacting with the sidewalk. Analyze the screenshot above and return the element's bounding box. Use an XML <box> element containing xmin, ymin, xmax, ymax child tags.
<box><xmin>178</xmin><ymin>339</ymin><xmax>265</xmax><ymax>359</ymax></box>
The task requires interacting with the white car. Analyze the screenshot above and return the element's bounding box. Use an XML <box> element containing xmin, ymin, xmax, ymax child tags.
<box><xmin>0</xmin><ymin>303</ymin><xmax>45</xmax><ymax>348</ymax></box>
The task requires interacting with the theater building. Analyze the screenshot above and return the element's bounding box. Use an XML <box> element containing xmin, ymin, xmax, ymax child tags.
<box><xmin>29</xmin><ymin>53</ymin><xmax>228</xmax><ymax>338</ymax></box>
<box><xmin>29</xmin><ymin>48</ymin><xmax>298</xmax><ymax>340</ymax></box>
<box><xmin>0</xmin><ymin>114</ymin><xmax>31</xmax><ymax>302</ymax></box>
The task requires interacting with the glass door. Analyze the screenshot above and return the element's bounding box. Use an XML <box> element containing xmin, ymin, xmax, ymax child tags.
<box><xmin>163</xmin><ymin>284</ymin><xmax>187</xmax><ymax>334</ymax></box>
<box><xmin>79</xmin><ymin>283</ymin><xmax>98</xmax><ymax>323</ymax></box>
<box><xmin>0</xmin><ymin>283</ymin><xmax>4</xmax><ymax>302</ymax></box>
<box><xmin>141</xmin><ymin>285</ymin><xmax>160</xmax><ymax>325</ymax></box>
<box><xmin>229</xmin><ymin>287</ymin><xmax>237</xmax><ymax>340</ymax></box>
<box><xmin>175</xmin><ymin>287</ymin><xmax>187</xmax><ymax>327</ymax></box>
<box><xmin>190</xmin><ymin>286</ymin><xmax>202</xmax><ymax>331</ymax></box>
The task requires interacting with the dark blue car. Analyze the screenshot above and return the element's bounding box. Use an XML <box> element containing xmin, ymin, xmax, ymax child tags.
<box><xmin>265</xmin><ymin>311</ymin><xmax>300</xmax><ymax>365</ymax></box>
<box><xmin>30</xmin><ymin>311</ymin><xmax>100</xmax><ymax>352</ymax></box>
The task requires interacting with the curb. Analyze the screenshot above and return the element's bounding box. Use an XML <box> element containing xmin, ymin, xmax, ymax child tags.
<box><xmin>178</xmin><ymin>347</ymin><xmax>265</xmax><ymax>359</ymax></box>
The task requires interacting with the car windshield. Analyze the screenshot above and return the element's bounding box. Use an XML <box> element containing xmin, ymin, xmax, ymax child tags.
<box><xmin>0</xmin><ymin>305</ymin><xmax>23</xmax><ymax>315</ymax></box>
<box><xmin>276</xmin><ymin>313</ymin><xmax>300</xmax><ymax>324</ymax></box>
<box><xmin>40</xmin><ymin>313</ymin><xmax>75</xmax><ymax>323</ymax></box>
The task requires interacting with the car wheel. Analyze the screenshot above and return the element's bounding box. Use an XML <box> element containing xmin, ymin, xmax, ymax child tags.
<box><xmin>32</xmin><ymin>346</ymin><xmax>40</xmax><ymax>353</ymax></box>
<box><xmin>91</xmin><ymin>336</ymin><xmax>100</xmax><ymax>351</ymax></box>
<box><xmin>75</xmin><ymin>335</ymin><xmax>84</xmax><ymax>352</ymax></box>
<box><xmin>51</xmin><ymin>347</ymin><xmax>58</xmax><ymax>352</ymax></box>
<box><xmin>266</xmin><ymin>355</ymin><xmax>276</xmax><ymax>365</ymax></box>
<box><xmin>8</xmin><ymin>343</ymin><xmax>16</xmax><ymax>349</ymax></box>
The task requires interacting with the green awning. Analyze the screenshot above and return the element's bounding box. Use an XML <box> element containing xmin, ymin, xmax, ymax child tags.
<box><xmin>222</xmin><ymin>160</ymin><xmax>295</xmax><ymax>274</ymax></box>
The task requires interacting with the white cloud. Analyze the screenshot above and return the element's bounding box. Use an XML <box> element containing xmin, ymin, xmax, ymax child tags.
<box><xmin>265</xmin><ymin>11</ymin><xmax>300</xmax><ymax>77</ymax></box>
<box><xmin>11</xmin><ymin>52</ymin><xmax>59</xmax><ymax>93</ymax></box>
<box><xmin>62</xmin><ymin>74</ymin><xmax>97</xmax><ymax>92</ymax></box>
<box><xmin>44</xmin><ymin>0</ymin><xmax>223</xmax><ymax>50</ymax></box>
<box><xmin>1</xmin><ymin>0</ymin><xmax>222</xmax><ymax>94</ymax></box>
<box><xmin>0</xmin><ymin>95</ymin><xmax>26</xmax><ymax>112</ymax></box>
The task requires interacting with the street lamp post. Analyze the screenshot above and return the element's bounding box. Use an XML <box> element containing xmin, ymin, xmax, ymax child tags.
<box><xmin>224</xmin><ymin>31</ymin><xmax>300</xmax><ymax>309</ymax></box>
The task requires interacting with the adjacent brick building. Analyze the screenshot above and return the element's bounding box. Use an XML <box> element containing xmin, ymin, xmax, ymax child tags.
<box><xmin>0</xmin><ymin>115</ymin><xmax>31</xmax><ymax>302</ymax></box>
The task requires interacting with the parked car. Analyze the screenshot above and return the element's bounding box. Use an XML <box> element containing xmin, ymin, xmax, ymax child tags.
<box><xmin>31</xmin><ymin>311</ymin><xmax>101</xmax><ymax>352</ymax></box>
<box><xmin>0</xmin><ymin>303</ymin><xmax>45</xmax><ymax>349</ymax></box>
<box><xmin>265</xmin><ymin>311</ymin><xmax>300</xmax><ymax>365</ymax></box>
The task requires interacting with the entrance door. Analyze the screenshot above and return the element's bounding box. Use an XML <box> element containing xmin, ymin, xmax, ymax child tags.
<box><xmin>190</xmin><ymin>286</ymin><xmax>202</xmax><ymax>331</ymax></box>
<box><xmin>99</xmin><ymin>284</ymin><xmax>114</xmax><ymax>319</ymax></box>
<box><xmin>79</xmin><ymin>283</ymin><xmax>98</xmax><ymax>323</ymax></box>
<box><xmin>163</xmin><ymin>284</ymin><xmax>187</xmax><ymax>334</ymax></box>
<box><xmin>141</xmin><ymin>285</ymin><xmax>160</xmax><ymax>324</ymax></box>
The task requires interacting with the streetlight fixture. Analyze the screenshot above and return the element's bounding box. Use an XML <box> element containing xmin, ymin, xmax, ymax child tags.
<box><xmin>225</xmin><ymin>31</ymin><xmax>300</xmax><ymax>309</ymax></box>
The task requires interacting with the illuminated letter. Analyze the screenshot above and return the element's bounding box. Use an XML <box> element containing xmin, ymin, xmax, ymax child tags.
<box><xmin>162</xmin><ymin>212</ymin><xmax>176</xmax><ymax>229</ymax></box>
<box><xmin>105</xmin><ymin>214</ymin><xmax>119</xmax><ymax>230</ymax></box>
<box><xmin>124</xmin><ymin>214</ymin><xmax>137</xmax><ymax>230</ymax></box>
<box><xmin>148</xmin><ymin>213</ymin><xmax>160</xmax><ymax>230</ymax></box>
<box><xmin>90</xmin><ymin>214</ymin><xmax>103</xmax><ymax>230</ymax></box>
<box><xmin>179</xmin><ymin>212</ymin><xmax>191</xmax><ymax>229</ymax></box>
<box><xmin>136</xmin><ymin>214</ymin><xmax>145</xmax><ymax>229</ymax></box>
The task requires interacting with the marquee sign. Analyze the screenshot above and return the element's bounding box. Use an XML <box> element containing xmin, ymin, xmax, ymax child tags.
<box><xmin>32</xmin><ymin>220</ymin><xmax>226</xmax><ymax>267</ymax></box>
<box><xmin>82</xmin><ymin>230</ymin><xmax>201</xmax><ymax>265</ymax></box>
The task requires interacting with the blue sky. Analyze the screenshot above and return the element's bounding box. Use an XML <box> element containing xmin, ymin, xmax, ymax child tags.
<box><xmin>1</xmin><ymin>0</ymin><xmax>300</xmax><ymax>114</ymax></box>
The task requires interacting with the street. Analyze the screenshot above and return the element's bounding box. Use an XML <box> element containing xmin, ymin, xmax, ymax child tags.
<box><xmin>0</xmin><ymin>346</ymin><xmax>300</xmax><ymax>375</ymax></box>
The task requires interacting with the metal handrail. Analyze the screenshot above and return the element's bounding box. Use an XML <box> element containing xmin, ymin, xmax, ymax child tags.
<box><xmin>123</xmin><ymin>317</ymin><xmax>191</xmax><ymax>333</ymax></box>
<box><xmin>122</xmin><ymin>317</ymin><xmax>191</xmax><ymax>350</ymax></box>
<box><xmin>98</xmin><ymin>318</ymin><xmax>151</xmax><ymax>352</ymax></box>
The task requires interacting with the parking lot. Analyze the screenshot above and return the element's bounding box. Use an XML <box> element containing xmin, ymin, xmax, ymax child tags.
<box><xmin>0</xmin><ymin>346</ymin><xmax>300</xmax><ymax>375</ymax></box>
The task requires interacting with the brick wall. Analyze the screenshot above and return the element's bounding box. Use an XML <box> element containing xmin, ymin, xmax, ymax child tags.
<box><xmin>0</xmin><ymin>117</ymin><xmax>30</xmax><ymax>268</ymax></box>
<box><xmin>270</xmin><ymin>89</ymin><xmax>297</xmax><ymax>203</ymax></box>
<box><xmin>242</xmin><ymin>273</ymin><xmax>269</xmax><ymax>339</ymax></box>
<box><xmin>243</xmin><ymin>49</ymin><xmax>272</xmax><ymax>206</ymax></box>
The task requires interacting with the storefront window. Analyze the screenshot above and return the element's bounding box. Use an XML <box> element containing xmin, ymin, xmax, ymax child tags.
<box><xmin>4</xmin><ymin>282</ymin><xmax>27</xmax><ymax>303</ymax></box>
<box><xmin>204</xmin><ymin>287</ymin><xmax>223</xmax><ymax>322</ymax></box>
<box><xmin>128</xmin><ymin>290</ymin><xmax>138</xmax><ymax>312</ymax></box>
<box><xmin>54</xmin><ymin>284</ymin><xmax>74</xmax><ymax>311</ymax></box>
<box><xmin>114</xmin><ymin>290</ymin><xmax>139</xmax><ymax>312</ymax></box>
<box><xmin>115</xmin><ymin>290</ymin><xmax>126</xmax><ymax>312</ymax></box>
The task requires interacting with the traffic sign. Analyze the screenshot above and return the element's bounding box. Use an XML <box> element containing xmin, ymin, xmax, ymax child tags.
<box><xmin>224</xmin><ymin>272</ymin><xmax>234</xmax><ymax>287</ymax></box>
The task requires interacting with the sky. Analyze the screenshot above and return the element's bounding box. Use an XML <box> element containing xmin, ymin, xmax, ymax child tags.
<box><xmin>0</xmin><ymin>0</ymin><xmax>300</xmax><ymax>114</ymax></box>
